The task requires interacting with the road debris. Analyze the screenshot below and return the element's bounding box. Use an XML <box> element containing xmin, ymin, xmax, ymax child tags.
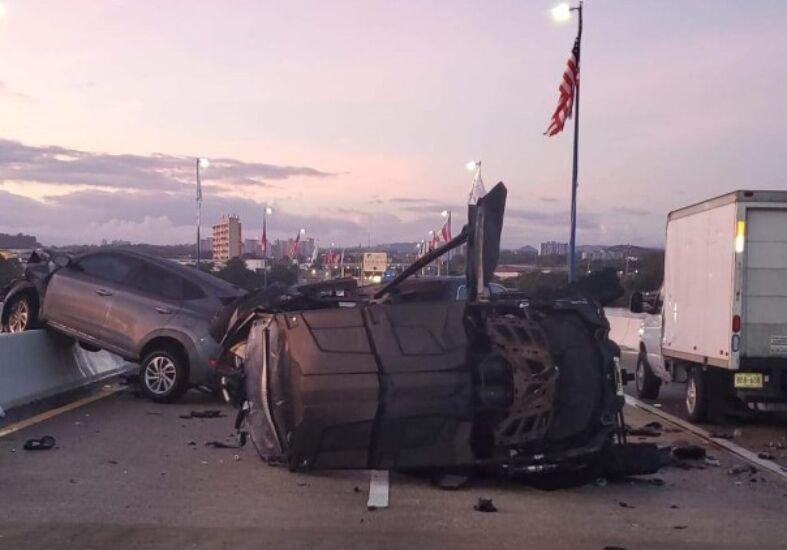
<box><xmin>474</xmin><ymin>497</ymin><xmax>497</xmax><ymax>513</ymax></box>
<box><xmin>23</xmin><ymin>435</ymin><xmax>55</xmax><ymax>451</ymax></box>
<box><xmin>727</xmin><ymin>464</ymin><xmax>758</xmax><ymax>476</ymax></box>
<box><xmin>618</xmin><ymin>501</ymin><xmax>635</xmax><ymax>508</ymax></box>
<box><xmin>180</xmin><ymin>410</ymin><xmax>225</xmax><ymax>419</ymax></box>
<box><xmin>435</xmin><ymin>474</ymin><xmax>470</xmax><ymax>490</ymax></box>
<box><xmin>672</xmin><ymin>444</ymin><xmax>706</xmax><ymax>460</ymax></box>
<box><xmin>704</xmin><ymin>456</ymin><xmax>721</xmax><ymax>467</ymax></box>
<box><xmin>757</xmin><ymin>452</ymin><xmax>775</xmax><ymax>460</ymax></box>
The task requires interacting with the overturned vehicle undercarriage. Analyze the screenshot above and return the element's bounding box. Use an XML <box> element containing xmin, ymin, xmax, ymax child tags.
<box><xmin>214</xmin><ymin>183</ymin><xmax>662</xmax><ymax>483</ymax></box>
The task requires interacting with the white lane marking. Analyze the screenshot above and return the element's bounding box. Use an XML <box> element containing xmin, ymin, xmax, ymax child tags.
<box><xmin>367</xmin><ymin>469</ymin><xmax>389</xmax><ymax>509</ymax></box>
<box><xmin>0</xmin><ymin>385</ymin><xmax>123</xmax><ymax>439</ymax></box>
<box><xmin>625</xmin><ymin>394</ymin><xmax>787</xmax><ymax>481</ymax></box>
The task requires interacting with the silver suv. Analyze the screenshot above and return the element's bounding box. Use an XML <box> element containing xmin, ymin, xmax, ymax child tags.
<box><xmin>0</xmin><ymin>249</ymin><xmax>243</xmax><ymax>402</ymax></box>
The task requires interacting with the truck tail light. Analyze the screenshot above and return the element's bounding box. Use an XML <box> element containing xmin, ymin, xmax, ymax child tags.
<box><xmin>734</xmin><ymin>220</ymin><xmax>745</xmax><ymax>253</ymax></box>
<box><xmin>732</xmin><ymin>315</ymin><xmax>741</xmax><ymax>333</ymax></box>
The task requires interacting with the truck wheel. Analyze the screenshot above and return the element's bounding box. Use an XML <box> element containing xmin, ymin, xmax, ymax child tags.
<box><xmin>139</xmin><ymin>348</ymin><xmax>189</xmax><ymax>403</ymax></box>
<box><xmin>685</xmin><ymin>367</ymin><xmax>709</xmax><ymax>422</ymax></box>
<box><xmin>635</xmin><ymin>353</ymin><xmax>661</xmax><ymax>399</ymax></box>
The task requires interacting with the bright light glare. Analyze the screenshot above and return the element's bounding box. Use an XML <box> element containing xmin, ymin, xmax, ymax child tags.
<box><xmin>300</xmin><ymin>228</ymin><xmax>306</xmax><ymax>234</ymax></box>
<box><xmin>735</xmin><ymin>220</ymin><xmax>746</xmax><ymax>253</ymax></box>
<box><xmin>551</xmin><ymin>3</ymin><xmax>572</xmax><ymax>22</ymax></box>
<box><xmin>466</xmin><ymin>160</ymin><xmax>479</xmax><ymax>171</ymax></box>
<box><xmin>265</xmin><ymin>207</ymin><xmax>273</xmax><ymax>215</ymax></box>
<box><xmin>441</xmin><ymin>210</ymin><xmax>449</xmax><ymax>217</ymax></box>
<box><xmin>0</xmin><ymin>4</ymin><xmax>6</xmax><ymax>19</ymax></box>
<box><xmin>198</xmin><ymin>157</ymin><xmax>210</xmax><ymax>169</ymax></box>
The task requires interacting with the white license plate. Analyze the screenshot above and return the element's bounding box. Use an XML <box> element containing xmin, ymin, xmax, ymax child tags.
<box><xmin>734</xmin><ymin>373</ymin><xmax>764</xmax><ymax>389</ymax></box>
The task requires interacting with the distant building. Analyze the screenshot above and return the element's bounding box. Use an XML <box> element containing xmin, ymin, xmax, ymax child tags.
<box><xmin>199</xmin><ymin>237</ymin><xmax>213</xmax><ymax>254</ymax></box>
<box><xmin>0</xmin><ymin>232</ymin><xmax>39</xmax><ymax>250</ymax></box>
<box><xmin>212</xmin><ymin>215</ymin><xmax>242</xmax><ymax>262</ymax></box>
<box><xmin>540</xmin><ymin>241</ymin><xmax>569</xmax><ymax>256</ymax></box>
<box><xmin>243</xmin><ymin>238</ymin><xmax>261</xmax><ymax>257</ymax></box>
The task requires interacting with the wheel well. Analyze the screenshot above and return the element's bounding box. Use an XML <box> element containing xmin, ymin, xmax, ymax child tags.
<box><xmin>140</xmin><ymin>337</ymin><xmax>190</xmax><ymax>370</ymax></box>
<box><xmin>2</xmin><ymin>288</ymin><xmax>39</xmax><ymax>323</ymax></box>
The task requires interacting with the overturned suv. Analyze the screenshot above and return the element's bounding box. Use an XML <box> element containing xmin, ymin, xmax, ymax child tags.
<box><xmin>214</xmin><ymin>184</ymin><xmax>659</xmax><ymax>482</ymax></box>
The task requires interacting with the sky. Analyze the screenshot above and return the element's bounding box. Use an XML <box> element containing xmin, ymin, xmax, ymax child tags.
<box><xmin>1</xmin><ymin>0</ymin><xmax>786</xmax><ymax>248</ymax></box>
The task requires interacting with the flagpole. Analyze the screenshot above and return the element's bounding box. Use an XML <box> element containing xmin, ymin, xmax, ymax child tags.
<box><xmin>568</xmin><ymin>1</ymin><xmax>583</xmax><ymax>283</ymax></box>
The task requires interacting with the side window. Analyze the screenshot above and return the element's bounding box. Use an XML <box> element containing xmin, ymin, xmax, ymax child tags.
<box><xmin>127</xmin><ymin>263</ymin><xmax>183</xmax><ymax>301</ymax></box>
<box><xmin>76</xmin><ymin>254</ymin><xmax>138</xmax><ymax>284</ymax></box>
<box><xmin>182</xmin><ymin>279</ymin><xmax>206</xmax><ymax>300</ymax></box>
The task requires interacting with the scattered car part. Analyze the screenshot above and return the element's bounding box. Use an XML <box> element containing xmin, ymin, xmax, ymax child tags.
<box><xmin>23</xmin><ymin>436</ymin><xmax>56</xmax><ymax>451</ymax></box>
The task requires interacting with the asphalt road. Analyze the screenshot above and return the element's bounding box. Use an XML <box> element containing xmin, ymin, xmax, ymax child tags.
<box><xmin>620</xmin><ymin>350</ymin><xmax>787</xmax><ymax>468</ymax></box>
<box><xmin>1</xmin><ymin>385</ymin><xmax>786</xmax><ymax>549</ymax></box>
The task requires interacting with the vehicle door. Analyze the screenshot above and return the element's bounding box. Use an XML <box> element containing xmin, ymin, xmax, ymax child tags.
<box><xmin>101</xmin><ymin>261</ymin><xmax>187</xmax><ymax>357</ymax></box>
<box><xmin>43</xmin><ymin>252</ymin><xmax>140</xmax><ymax>343</ymax></box>
<box><xmin>643</xmin><ymin>287</ymin><xmax>668</xmax><ymax>379</ymax></box>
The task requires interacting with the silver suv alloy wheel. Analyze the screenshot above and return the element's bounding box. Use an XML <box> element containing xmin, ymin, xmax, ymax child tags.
<box><xmin>144</xmin><ymin>355</ymin><xmax>177</xmax><ymax>395</ymax></box>
<box><xmin>8</xmin><ymin>299</ymin><xmax>29</xmax><ymax>333</ymax></box>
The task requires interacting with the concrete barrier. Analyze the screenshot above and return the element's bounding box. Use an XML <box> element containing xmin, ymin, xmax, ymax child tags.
<box><xmin>605</xmin><ymin>307</ymin><xmax>645</xmax><ymax>351</ymax></box>
<box><xmin>0</xmin><ymin>330</ymin><xmax>133</xmax><ymax>414</ymax></box>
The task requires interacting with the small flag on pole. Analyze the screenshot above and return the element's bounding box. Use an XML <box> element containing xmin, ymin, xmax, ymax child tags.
<box><xmin>544</xmin><ymin>37</ymin><xmax>580</xmax><ymax>137</ymax></box>
<box><xmin>467</xmin><ymin>162</ymin><xmax>486</xmax><ymax>205</ymax></box>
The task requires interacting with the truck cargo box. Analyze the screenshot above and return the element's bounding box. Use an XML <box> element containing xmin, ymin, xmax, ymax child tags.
<box><xmin>663</xmin><ymin>191</ymin><xmax>787</xmax><ymax>371</ymax></box>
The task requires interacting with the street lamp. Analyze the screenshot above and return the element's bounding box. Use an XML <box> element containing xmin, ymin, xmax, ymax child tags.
<box><xmin>466</xmin><ymin>160</ymin><xmax>480</xmax><ymax>171</ymax></box>
<box><xmin>195</xmin><ymin>157</ymin><xmax>209</xmax><ymax>269</ymax></box>
<box><xmin>551</xmin><ymin>2</ymin><xmax>571</xmax><ymax>22</ymax></box>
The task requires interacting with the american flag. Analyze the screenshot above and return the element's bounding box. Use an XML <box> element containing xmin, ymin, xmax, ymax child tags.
<box><xmin>545</xmin><ymin>37</ymin><xmax>580</xmax><ymax>137</ymax></box>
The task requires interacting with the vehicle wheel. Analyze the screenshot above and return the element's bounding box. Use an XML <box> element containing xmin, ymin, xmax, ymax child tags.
<box><xmin>685</xmin><ymin>367</ymin><xmax>709</xmax><ymax>422</ymax></box>
<box><xmin>139</xmin><ymin>348</ymin><xmax>189</xmax><ymax>403</ymax></box>
<box><xmin>635</xmin><ymin>353</ymin><xmax>661</xmax><ymax>399</ymax></box>
<box><xmin>4</xmin><ymin>293</ymin><xmax>37</xmax><ymax>333</ymax></box>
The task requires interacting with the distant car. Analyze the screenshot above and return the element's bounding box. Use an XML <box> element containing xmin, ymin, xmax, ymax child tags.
<box><xmin>0</xmin><ymin>249</ymin><xmax>244</xmax><ymax>402</ymax></box>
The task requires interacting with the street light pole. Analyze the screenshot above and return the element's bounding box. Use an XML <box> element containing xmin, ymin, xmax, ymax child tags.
<box><xmin>567</xmin><ymin>2</ymin><xmax>583</xmax><ymax>283</ymax></box>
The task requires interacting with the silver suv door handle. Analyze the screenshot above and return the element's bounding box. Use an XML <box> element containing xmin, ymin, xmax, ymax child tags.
<box><xmin>155</xmin><ymin>306</ymin><xmax>172</xmax><ymax>315</ymax></box>
<box><xmin>95</xmin><ymin>288</ymin><xmax>113</xmax><ymax>296</ymax></box>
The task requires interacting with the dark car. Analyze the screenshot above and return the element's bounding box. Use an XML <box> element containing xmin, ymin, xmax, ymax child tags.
<box><xmin>375</xmin><ymin>275</ymin><xmax>508</xmax><ymax>303</ymax></box>
<box><xmin>0</xmin><ymin>249</ymin><xmax>243</xmax><ymax>402</ymax></box>
<box><xmin>212</xmin><ymin>183</ymin><xmax>658</xmax><ymax>482</ymax></box>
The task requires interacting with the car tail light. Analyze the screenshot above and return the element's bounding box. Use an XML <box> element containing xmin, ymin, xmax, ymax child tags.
<box><xmin>732</xmin><ymin>315</ymin><xmax>741</xmax><ymax>333</ymax></box>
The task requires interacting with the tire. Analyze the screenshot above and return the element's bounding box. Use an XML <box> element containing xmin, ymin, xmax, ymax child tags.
<box><xmin>635</xmin><ymin>353</ymin><xmax>661</xmax><ymax>399</ymax></box>
<box><xmin>139</xmin><ymin>348</ymin><xmax>189</xmax><ymax>403</ymax></box>
<box><xmin>685</xmin><ymin>367</ymin><xmax>708</xmax><ymax>422</ymax></box>
<box><xmin>3</xmin><ymin>293</ymin><xmax>37</xmax><ymax>333</ymax></box>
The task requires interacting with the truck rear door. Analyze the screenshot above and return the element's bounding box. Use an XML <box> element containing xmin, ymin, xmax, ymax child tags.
<box><xmin>743</xmin><ymin>207</ymin><xmax>787</xmax><ymax>358</ymax></box>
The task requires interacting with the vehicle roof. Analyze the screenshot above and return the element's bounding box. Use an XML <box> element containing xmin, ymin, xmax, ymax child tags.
<box><xmin>75</xmin><ymin>248</ymin><xmax>242</xmax><ymax>296</ymax></box>
<box><xmin>668</xmin><ymin>190</ymin><xmax>787</xmax><ymax>221</ymax></box>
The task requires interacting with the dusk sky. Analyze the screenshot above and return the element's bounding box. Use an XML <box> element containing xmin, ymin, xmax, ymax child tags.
<box><xmin>1</xmin><ymin>0</ymin><xmax>785</xmax><ymax>248</ymax></box>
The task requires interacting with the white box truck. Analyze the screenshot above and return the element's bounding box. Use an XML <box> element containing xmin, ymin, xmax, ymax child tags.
<box><xmin>632</xmin><ymin>190</ymin><xmax>787</xmax><ymax>421</ymax></box>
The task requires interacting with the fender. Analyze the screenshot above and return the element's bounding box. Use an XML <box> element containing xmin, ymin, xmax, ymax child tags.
<box><xmin>136</xmin><ymin>327</ymin><xmax>199</xmax><ymax>363</ymax></box>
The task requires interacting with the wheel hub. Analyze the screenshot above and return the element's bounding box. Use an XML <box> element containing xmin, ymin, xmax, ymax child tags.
<box><xmin>8</xmin><ymin>300</ymin><xmax>29</xmax><ymax>333</ymax></box>
<box><xmin>144</xmin><ymin>356</ymin><xmax>177</xmax><ymax>395</ymax></box>
<box><xmin>686</xmin><ymin>376</ymin><xmax>697</xmax><ymax>413</ymax></box>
